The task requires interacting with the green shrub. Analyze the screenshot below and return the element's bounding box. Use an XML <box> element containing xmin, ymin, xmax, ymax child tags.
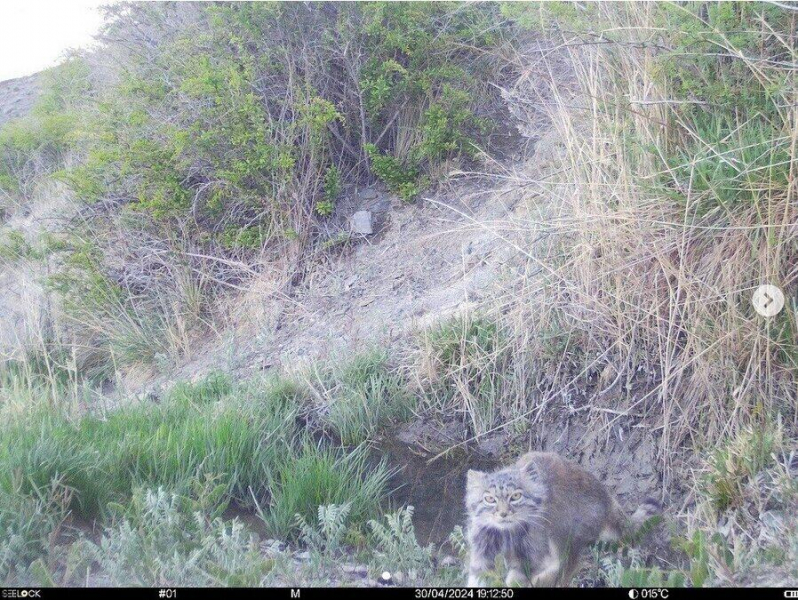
<box><xmin>705</xmin><ymin>421</ymin><xmax>782</xmax><ymax>512</ymax></box>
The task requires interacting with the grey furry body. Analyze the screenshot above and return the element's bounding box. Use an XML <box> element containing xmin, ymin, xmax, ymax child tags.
<box><xmin>466</xmin><ymin>451</ymin><xmax>659</xmax><ymax>587</ymax></box>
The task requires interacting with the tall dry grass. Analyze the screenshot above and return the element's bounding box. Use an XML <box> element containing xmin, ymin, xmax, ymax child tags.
<box><xmin>501</xmin><ymin>3</ymin><xmax>798</xmax><ymax>474</ymax></box>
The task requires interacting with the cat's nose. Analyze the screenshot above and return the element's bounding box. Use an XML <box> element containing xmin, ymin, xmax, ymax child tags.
<box><xmin>498</xmin><ymin>509</ymin><xmax>508</xmax><ymax>518</ymax></box>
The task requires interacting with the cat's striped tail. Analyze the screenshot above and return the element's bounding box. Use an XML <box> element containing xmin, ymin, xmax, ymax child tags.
<box><xmin>602</xmin><ymin>496</ymin><xmax>662</xmax><ymax>544</ymax></box>
<box><xmin>630</xmin><ymin>497</ymin><xmax>662</xmax><ymax>528</ymax></box>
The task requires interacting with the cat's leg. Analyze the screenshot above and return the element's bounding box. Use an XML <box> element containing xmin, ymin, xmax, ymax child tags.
<box><xmin>505</xmin><ymin>560</ymin><xmax>529</xmax><ymax>587</ymax></box>
<box><xmin>558</xmin><ymin>553</ymin><xmax>582</xmax><ymax>587</ymax></box>
<box><xmin>467</xmin><ymin>552</ymin><xmax>491</xmax><ymax>587</ymax></box>
<box><xmin>528</xmin><ymin>539</ymin><xmax>561</xmax><ymax>587</ymax></box>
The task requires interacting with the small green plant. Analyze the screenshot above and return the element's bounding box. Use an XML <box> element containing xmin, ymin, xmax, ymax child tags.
<box><xmin>425</xmin><ymin>315</ymin><xmax>502</xmax><ymax>370</ymax></box>
<box><xmin>314</xmin><ymin>200</ymin><xmax>335</xmax><ymax>217</ymax></box>
<box><xmin>368</xmin><ymin>506</ymin><xmax>434</xmax><ymax>579</ymax></box>
<box><xmin>365</xmin><ymin>144</ymin><xmax>424</xmax><ymax>202</ymax></box>
<box><xmin>296</xmin><ymin>503</ymin><xmax>352</xmax><ymax>564</ymax></box>
<box><xmin>323</xmin><ymin>165</ymin><xmax>342</xmax><ymax>202</ymax></box>
<box><xmin>705</xmin><ymin>421</ymin><xmax>782</xmax><ymax>512</ymax></box>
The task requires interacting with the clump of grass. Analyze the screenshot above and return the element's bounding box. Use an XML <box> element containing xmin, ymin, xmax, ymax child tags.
<box><xmin>260</xmin><ymin>441</ymin><xmax>392</xmax><ymax>541</ymax></box>
<box><xmin>419</xmin><ymin>314</ymin><xmax>513</xmax><ymax>436</ymax></box>
<box><xmin>0</xmin><ymin>372</ymin><xmax>297</xmax><ymax>518</ymax></box>
<box><xmin>705</xmin><ymin>421</ymin><xmax>783</xmax><ymax>512</ymax></box>
<box><xmin>322</xmin><ymin>350</ymin><xmax>414</xmax><ymax>446</ymax></box>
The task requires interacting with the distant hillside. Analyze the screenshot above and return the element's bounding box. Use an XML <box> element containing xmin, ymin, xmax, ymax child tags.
<box><xmin>0</xmin><ymin>74</ymin><xmax>40</xmax><ymax>127</ymax></box>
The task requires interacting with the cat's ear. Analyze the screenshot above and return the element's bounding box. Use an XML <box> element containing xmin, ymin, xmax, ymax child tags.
<box><xmin>517</xmin><ymin>454</ymin><xmax>540</xmax><ymax>480</ymax></box>
<box><xmin>466</xmin><ymin>469</ymin><xmax>485</xmax><ymax>491</ymax></box>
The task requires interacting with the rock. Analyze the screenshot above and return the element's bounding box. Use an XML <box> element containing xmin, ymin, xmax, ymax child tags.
<box><xmin>261</xmin><ymin>539</ymin><xmax>286</xmax><ymax>555</ymax></box>
<box><xmin>360</xmin><ymin>188</ymin><xmax>378</xmax><ymax>200</ymax></box>
<box><xmin>342</xmin><ymin>564</ymin><xmax>368</xmax><ymax>578</ymax></box>
<box><xmin>351</xmin><ymin>210</ymin><xmax>373</xmax><ymax>235</ymax></box>
<box><xmin>441</xmin><ymin>555</ymin><xmax>460</xmax><ymax>568</ymax></box>
<box><xmin>295</xmin><ymin>550</ymin><xmax>312</xmax><ymax>561</ymax></box>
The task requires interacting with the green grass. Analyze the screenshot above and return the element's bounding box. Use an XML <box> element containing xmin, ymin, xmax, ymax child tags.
<box><xmin>705</xmin><ymin>421</ymin><xmax>783</xmax><ymax>512</ymax></box>
<box><xmin>0</xmin><ymin>372</ymin><xmax>298</xmax><ymax>518</ymax></box>
<box><xmin>260</xmin><ymin>441</ymin><xmax>392</xmax><ymax>541</ymax></box>
<box><xmin>420</xmin><ymin>314</ymin><xmax>513</xmax><ymax>435</ymax></box>
<box><xmin>0</xmin><ymin>366</ymin><xmax>398</xmax><ymax>582</ymax></box>
<box><xmin>323</xmin><ymin>350</ymin><xmax>414</xmax><ymax>446</ymax></box>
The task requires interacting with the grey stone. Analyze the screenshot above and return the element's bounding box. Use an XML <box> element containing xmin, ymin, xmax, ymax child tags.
<box><xmin>441</xmin><ymin>555</ymin><xmax>459</xmax><ymax>568</ymax></box>
<box><xmin>351</xmin><ymin>210</ymin><xmax>373</xmax><ymax>235</ymax></box>
<box><xmin>261</xmin><ymin>539</ymin><xmax>286</xmax><ymax>555</ymax></box>
<box><xmin>360</xmin><ymin>188</ymin><xmax>378</xmax><ymax>200</ymax></box>
<box><xmin>342</xmin><ymin>564</ymin><xmax>368</xmax><ymax>578</ymax></box>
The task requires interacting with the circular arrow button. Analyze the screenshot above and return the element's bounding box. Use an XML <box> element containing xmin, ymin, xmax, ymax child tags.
<box><xmin>752</xmin><ymin>284</ymin><xmax>785</xmax><ymax>318</ymax></box>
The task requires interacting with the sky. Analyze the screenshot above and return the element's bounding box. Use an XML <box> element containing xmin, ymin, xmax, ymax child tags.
<box><xmin>0</xmin><ymin>0</ymin><xmax>111</xmax><ymax>81</ymax></box>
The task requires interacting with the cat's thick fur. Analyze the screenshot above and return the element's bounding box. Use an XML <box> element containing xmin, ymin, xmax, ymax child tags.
<box><xmin>465</xmin><ymin>451</ymin><xmax>659</xmax><ymax>587</ymax></box>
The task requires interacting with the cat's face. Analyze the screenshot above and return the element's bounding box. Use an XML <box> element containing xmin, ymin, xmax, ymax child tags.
<box><xmin>466</xmin><ymin>465</ymin><xmax>547</xmax><ymax>530</ymax></box>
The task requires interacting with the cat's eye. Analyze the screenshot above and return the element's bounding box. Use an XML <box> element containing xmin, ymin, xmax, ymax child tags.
<box><xmin>510</xmin><ymin>491</ymin><xmax>523</xmax><ymax>502</ymax></box>
<box><xmin>483</xmin><ymin>493</ymin><xmax>497</xmax><ymax>504</ymax></box>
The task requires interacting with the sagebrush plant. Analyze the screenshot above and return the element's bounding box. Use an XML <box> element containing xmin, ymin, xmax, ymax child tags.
<box><xmin>79</xmin><ymin>486</ymin><xmax>270</xmax><ymax>586</ymax></box>
<box><xmin>368</xmin><ymin>506</ymin><xmax>434</xmax><ymax>581</ymax></box>
<box><xmin>296</xmin><ymin>503</ymin><xmax>352</xmax><ymax>565</ymax></box>
<box><xmin>0</xmin><ymin>479</ymin><xmax>71</xmax><ymax>584</ymax></box>
<box><xmin>598</xmin><ymin>550</ymin><xmax>687</xmax><ymax>588</ymax></box>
